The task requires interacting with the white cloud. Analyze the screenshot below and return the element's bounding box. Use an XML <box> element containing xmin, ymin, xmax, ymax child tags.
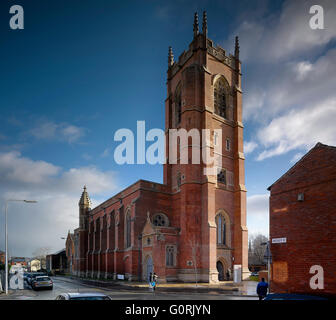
<box><xmin>247</xmin><ymin>194</ymin><xmax>269</xmax><ymax>236</ymax></box>
<box><xmin>290</xmin><ymin>152</ymin><xmax>304</xmax><ymax>164</ymax></box>
<box><xmin>61</xmin><ymin>125</ymin><xmax>86</xmax><ymax>143</ymax></box>
<box><xmin>227</xmin><ymin>2</ymin><xmax>336</xmax><ymax>161</ymax></box>
<box><xmin>256</xmin><ymin>97</ymin><xmax>336</xmax><ymax>161</ymax></box>
<box><xmin>0</xmin><ymin>151</ymin><xmax>60</xmax><ymax>185</ymax></box>
<box><xmin>0</xmin><ymin>151</ymin><xmax>118</xmax><ymax>257</ymax></box>
<box><xmin>101</xmin><ymin>148</ymin><xmax>110</xmax><ymax>158</ymax></box>
<box><xmin>227</xmin><ymin>0</ymin><xmax>336</xmax><ymax>63</ymax></box>
<box><xmin>244</xmin><ymin>141</ymin><xmax>258</xmax><ymax>154</ymax></box>
<box><xmin>30</xmin><ymin>121</ymin><xmax>86</xmax><ymax>144</ymax></box>
<box><xmin>295</xmin><ymin>61</ymin><xmax>313</xmax><ymax>81</ymax></box>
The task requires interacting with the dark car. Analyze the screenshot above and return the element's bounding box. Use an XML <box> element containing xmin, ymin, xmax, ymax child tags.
<box><xmin>31</xmin><ymin>276</ymin><xmax>53</xmax><ymax>290</ymax></box>
<box><xmin>55</xmin><ymin>293</ymin><xmax>112</xmax><ymax>300</ymax></box>
<box><xmin>28</xmin><ymin>272</ymin><xmax>47</xmax><ymax>286</ymax></box>
<box><xmin>26</xmin><ymin>273</ymin><xmax>34</xmax><ymax>285</ymax></box>
<box><xmin>23</xmin><ymin>272</ymin><xmax>29</xmax><ymax>282</ymax></box>
<box><xmin>264</xmin><ymin>293</ymin><xmax>328</xmax><ymax>300</ymax></box>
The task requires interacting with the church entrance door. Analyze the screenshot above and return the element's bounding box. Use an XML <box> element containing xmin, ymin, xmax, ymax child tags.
<box><xmin>146</xmin><ymin>256</ymin><xmax>153</xmax><ymax>282</ymax></box>
<box><xmin>217</xmin><ymin>261</ymin><xmax>224</xmax><ymax>281</ymax></box>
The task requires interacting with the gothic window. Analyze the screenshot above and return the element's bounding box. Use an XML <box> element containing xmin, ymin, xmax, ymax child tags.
<box><xmin>152</xmin><ymin>213</ymin><xmax>168</xmax><ymax>227</ymax></box>
<box><xmin>175</xmin><ymin>84</ymin><xmax>182</xmax><ymax>126</ymax></box>
<box><xmin>216</xmin><ymin>214</ymin><xmax>226</xmax><ymax>245</ymax></box>
<box><xmin>217</xmin><ymin>169</ymin><xmax>227</xmax><ymax>184</ymax></box>
<box><xmin>126</xmin><ymin>212</ymin><xmax>131</xmax><ymax>248</ymax></box>
<box><xmin>166</xmin><ymin>246</ymin><xmax>175</xmax><ymax>267</ymax></box>
<box><xmin>214</xmin><ymin>77</ymin><xmax>227</xmax><ymax>118</ymax></box>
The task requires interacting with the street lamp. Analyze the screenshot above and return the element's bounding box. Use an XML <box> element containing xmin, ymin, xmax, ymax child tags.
<box><xmin>4</xmin><ymin>199</ymin><xmax>37</xmax><ymax>295</ymax></box>
<box><xmin>261</xmin><ymin>241</ymin><xmax>271</xmax><ymax>293</ymax></box>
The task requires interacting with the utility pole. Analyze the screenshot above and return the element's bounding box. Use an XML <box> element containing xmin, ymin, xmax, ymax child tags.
<box><xmin>262</xmin><ymin>241</ymin><xmax>272</xmax><ymax>293</ymax></box>
<box><xmin>4</xmin><ymin>199</ymin><xmax>37</xmax><ymax>294</ymax></box>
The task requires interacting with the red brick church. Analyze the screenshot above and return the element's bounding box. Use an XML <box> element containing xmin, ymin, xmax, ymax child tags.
<box><xmin>66</xmin><ymin>12</ymin><xmax>249</xmax><ymax>283</ymax></box>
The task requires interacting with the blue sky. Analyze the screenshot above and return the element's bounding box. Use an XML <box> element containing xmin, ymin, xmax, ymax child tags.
<box><xmin>0</xmin><ymin>0</ymin><xmax>335</xmax><ymax>256</ymax></box>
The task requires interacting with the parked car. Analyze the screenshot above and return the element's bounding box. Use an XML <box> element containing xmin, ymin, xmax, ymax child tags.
<box><xmin>251</xmin><ymin>271</ymin><xmax>259</xmax><ymax>277</ymax></box>
<box><xmin>31</xmin><ymin>276</ymin><xmax>53</xmax><ymax>290</ymax></box>
<box><xmin>264</xmin><ymin>293</ymin><xmax>328</xmax><ymax>300</ymax></box>
<box><xmin>55</xmin><ymin>293</ymin><xmax>112</xmax><ymax>300</ymax></box>
<box><xmin>28</xmin><ymin>272</ymin><xmax>48</xmax><ymax>286</ymax></box>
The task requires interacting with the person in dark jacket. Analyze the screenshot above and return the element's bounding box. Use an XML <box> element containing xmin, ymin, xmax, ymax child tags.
<box><xmin>256</xmin><ymin>278</ymin><xmax>269</xmax><ymax>300</ymax></box>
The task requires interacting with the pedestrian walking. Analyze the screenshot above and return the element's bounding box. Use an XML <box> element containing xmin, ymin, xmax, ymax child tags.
<box><xmin>152</xmin><ymin>273</ymin><xmax>158</xmax><ymax>292</ymax></box>
<box><xmin>148</xmin><ymin>272</ymin><xmax>153</xmax><ymax>291</ymax></box>
<box><xmin>256</xmin><ymin>278</ymin><xmax>269</xmax><ymax>300</ymax></box>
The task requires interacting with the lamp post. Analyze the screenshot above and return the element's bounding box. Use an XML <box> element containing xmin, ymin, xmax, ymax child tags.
<box><xmin>261</xmin><ymin>241</ymin><xmax>271</xmax><ymax>293</ymax></box>
<box><xmin>4</xmin><ymin>199</ymin><xmax>37</xmax><ymax>295</ymax></box>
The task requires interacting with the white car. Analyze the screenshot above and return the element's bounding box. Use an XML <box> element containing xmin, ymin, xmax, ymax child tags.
<box><xmin>55</xmin><ymin>292</ymin><xmax>112</xmax><ymax>300</ymax></box>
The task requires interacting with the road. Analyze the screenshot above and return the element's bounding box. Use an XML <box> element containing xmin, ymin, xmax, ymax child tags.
<box><xmin>0</xmin><ymin>277</ymin><xmax>258</xmax><ymax>300</ymax></box>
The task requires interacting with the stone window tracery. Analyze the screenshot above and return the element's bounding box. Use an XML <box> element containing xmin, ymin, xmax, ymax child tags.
<box><xmin>166</xmin><ymin>246</ymin><xmax>176</xmax><ymax>267</ymax></box>
<box><xmin>216</xmin><ymin>214</ymin><xmax>226</xmax><ymax>245</ymax></box>
<box><xmin>152</xmin><ymin>213</ymin><xmax>169</xmax><ymax>227</ymax></box>
<box><xmin>214</xmin><ymin>77</ymin><xmax>228</xmax><ymax>118</ymax></box>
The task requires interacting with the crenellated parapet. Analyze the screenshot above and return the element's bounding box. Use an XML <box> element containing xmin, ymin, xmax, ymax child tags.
<box><xmin>168</xmin><ymin>11</ymin><xmax>238</xmax><ymax>78</ymax></box>
<box><xmin>206</xmin><ymin>39</ymin><xmax>236</xmax><ymax>69</ymax></box>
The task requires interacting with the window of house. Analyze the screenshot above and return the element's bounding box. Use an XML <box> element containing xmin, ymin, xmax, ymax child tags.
<box><xmin>217</xmin><ymin>169</ymin><xmax>227</xmax><ymax>184</ymax></box>
<box><xmin>166</xmin><ymin>246</ymin><xmax>175</xmax><ymax>267</ymax></box>
<box><xmin>214</xmin><ymin>77</ymin><xmax>227</xmax><ymax>118</ymax></box>
<box><xmin>216</xmin><ymin>214</ymin><xmax>226</xmax><ymax>245</ymax></box>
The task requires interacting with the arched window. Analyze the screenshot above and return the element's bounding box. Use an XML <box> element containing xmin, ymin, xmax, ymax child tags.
<box><xmin>214</xmin><ymin>77</ymin><xmax>227</xmax><ymax>118</ymax></box>
<box><xmin>175</xmin><ymin>84</ymin><xmax>182</xmax><ymax>126</ymax></box>
<box><xmin>126</xmin><ymin>212</ymin><xmax>131</xmax><ymax>248</ymax></box>
<box><xmin>166</xmin><ymin>246</ymin><xmax>175</xmax><ymax>267</ymax></box>
<box><xmin>216</xmin><ymin>214</ymin><xmax>226</xmax><ymax>245</ymax></box>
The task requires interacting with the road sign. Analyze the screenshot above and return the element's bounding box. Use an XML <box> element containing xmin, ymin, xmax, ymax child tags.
<box><xmin>272</xmin><ymin>237</ymin><xmax>287</xmax><ymax>244</ymax></box>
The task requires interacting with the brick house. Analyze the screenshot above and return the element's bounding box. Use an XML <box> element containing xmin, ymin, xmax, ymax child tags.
<box><xmin>268</xmin><ymin>142</ymin><xmax>336</xmax><ymax>296</ymax></box>
<box><xmin>10</xmin><ymin>257</ymin><xmax>28</xmax><ymax>267</ymax></box>
<box><xmin>69</xmin><ymin>12</ymin><xmax>249</xmax><ymax>283</ymax></box>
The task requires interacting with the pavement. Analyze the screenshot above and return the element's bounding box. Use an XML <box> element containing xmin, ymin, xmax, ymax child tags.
<box><xmin>55</xmin><ymin>275</ymin><xmax>258</xmax><ymax>295</ymax></box>
<box><xmin>0</xmin><ymin>276</ymin><xmax>258</xmax><ymax>300</ymax></box>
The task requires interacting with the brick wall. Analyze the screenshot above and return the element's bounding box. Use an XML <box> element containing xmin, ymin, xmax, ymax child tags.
<box><xmin>269</xmin><ymin>144</ymin><xmax>336</xmax><ymax>296</ymax></box>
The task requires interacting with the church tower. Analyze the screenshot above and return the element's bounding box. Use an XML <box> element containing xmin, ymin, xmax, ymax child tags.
<box><xmin>77</xmin><ymin>185</ymin><xmax>91</xmax><ymax>277</ymax></box>
<box><xmin>164</xmin><ymin>12</ymin><xmax>249</xmax><ymax>282</ymax></box>
<box><xmin>79</xmin><ymin>185</ymin><xmax>91</xmax><ymax>230</ymax></box>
